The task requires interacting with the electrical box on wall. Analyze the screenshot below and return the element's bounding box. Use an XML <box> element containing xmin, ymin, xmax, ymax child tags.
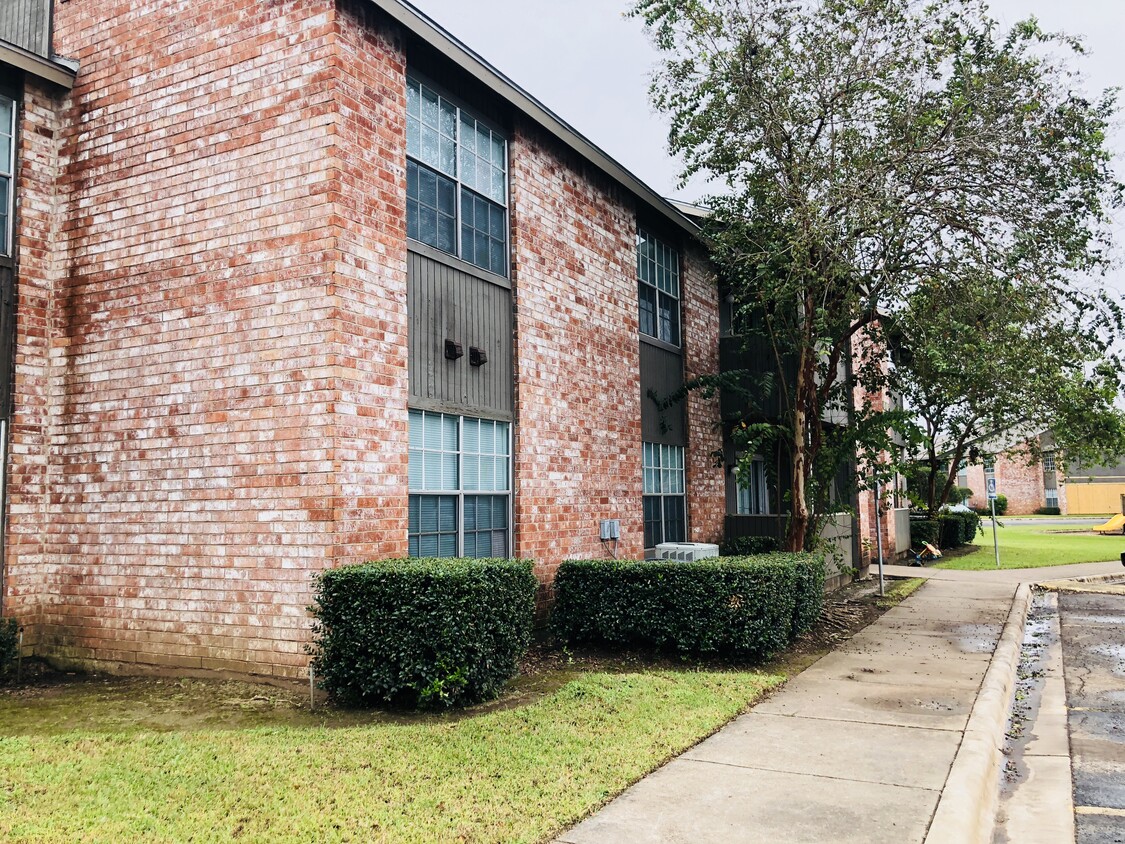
<box><xmin>599</xmin><ymin>519</ymin><xmax>620</xmax><ymax>541</ymax></box>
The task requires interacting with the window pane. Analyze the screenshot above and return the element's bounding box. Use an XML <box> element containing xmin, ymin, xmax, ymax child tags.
<box><xmin>460</xmin><ymin>189</ymin><xmax>507</xmax><ymax>275</ymax></box>
<box><xmin>638</xmin><ymin>283</ymin><xmax>656</xmax><ymax>338</ymax></box>
<box><xmin>438</xmin><ymin>533</ymin><xmax>457</xmax><ymax>557</ymax></box>
<box><xmin>442</xmin><ymin>414</ymin><xmax>459</xmax><ymax>450</ymax></box>
<box><xmin>439</xmin><ymin>496</ymin><xmax>456</xmax><ymax>531</ymax></box>
<box><xmin>663</xmin><ymin>496</ymin><xmax>686</xmax><ymax>543</ymax></box>
<box><xmin>408</xmin><ymin>448</ymin><xmax>423</xmax><ymax>490</ymax></box>
<box><xmin>424</xmin><ymin>412</ymin><xmax>443</xmax><ymax>450</ymax></box>
<box><xmin>643</xmin><ymin>496</ymin><xmax>662</xmax><ymax>548</ymax></box>
<box><xmin>0</xmin><ymin>136</ymin><xmax>10</xmax><ymax>175</ymax></box>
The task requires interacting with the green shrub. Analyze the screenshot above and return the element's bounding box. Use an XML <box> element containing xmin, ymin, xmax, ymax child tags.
<box><xmin>957</xmin><ymin>510</ymin><xmax>982</xmax><ymax>542</ymax></box>
<box><xmin>0</xmin><ymin>618</ymin><xmax>17</xmax><ymax>681</ymax></box>
<box><xmin>1035</xmin><ymin>506</ymin><xmax>1061</xmax><ymax>516</ymax></box>
<box><xmin>791</xmin><ymin>555</ymin><xmax>827</xmax><ymax>638</ymax></box>
<box><xmin>309</xmin><ymin>558</ymin><xmax>537</xmax><ymax>710</ymax></box>
<box><xmin>551</xmin><ymin>553</ymin><xmax>823</xmax><ymax>659</ymax></box>
<box><xmin>910</xmin><ymin>519</ymin><xmax>939</xmax><ymax>547</ymax></box>
<box><xmin>938</xmin><ymin>515</ymin><xmax>965</xmax><ymax>548</ymax></box>
<box><xmin>719</xmin><ymin>535</ymin><xmax>780</xmax><ymax>556</ymax></box>
<box><xmin>993</xmin><ymin>494</ymin><xmax>1008</xmax><ymax>516</ymax></box>
<box><xmin>952</xmin><ymin>486</ymin><xmax>974</xmax><ymax>505</ymax></box>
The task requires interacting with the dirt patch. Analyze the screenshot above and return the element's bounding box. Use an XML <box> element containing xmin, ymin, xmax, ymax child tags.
<box><xmin>0</xmin><ymin>576</ymin><xmax>923</xmax><ymax>736</ymax></box>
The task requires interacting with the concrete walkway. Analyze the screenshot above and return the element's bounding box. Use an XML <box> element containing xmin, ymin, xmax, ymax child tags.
<box><xmin>557</xmin><ymin>562</ymin><xmax>1122</xmax><ymax>844</ymax></box>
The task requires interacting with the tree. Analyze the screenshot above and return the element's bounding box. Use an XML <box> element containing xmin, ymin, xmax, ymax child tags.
<box><xmin>631</xmin><ymin>0</ymin><xmax>1122</xmax><ymax>551</ymax></box>
<box><xmin>895</xmin><ymin>272</ymin><xmax>1125</xmax><ymax>517</ymax></box>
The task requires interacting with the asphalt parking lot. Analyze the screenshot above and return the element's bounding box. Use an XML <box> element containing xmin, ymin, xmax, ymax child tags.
<box><xmin>1060</xmin><ymin>589</ymin><xmax>1125</xmax><ymax>844</ymax></box>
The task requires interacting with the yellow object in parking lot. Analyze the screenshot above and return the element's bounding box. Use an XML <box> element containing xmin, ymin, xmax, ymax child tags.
<box><xmin>1092</xmin><ymin>514</ymin><xmax>1125</xmax><ymax>534</ymax></box>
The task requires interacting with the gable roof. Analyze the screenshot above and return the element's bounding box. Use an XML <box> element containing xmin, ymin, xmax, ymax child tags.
<box><xmin>368</xmin><ymin>0</ymin><xmax>700</xmax><ymax>239</ymax></box>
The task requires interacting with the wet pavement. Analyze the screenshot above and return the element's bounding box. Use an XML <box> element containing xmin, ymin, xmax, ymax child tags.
<box><xmin>1060</xmin><ymin>590</ymin><xmax>1125</xmax><ymax>843</ymax></box>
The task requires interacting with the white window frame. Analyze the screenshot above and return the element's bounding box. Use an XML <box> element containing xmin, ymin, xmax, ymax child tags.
<box><xmin>406</xmin><ymin>73</ymin><xmax>509</xmax><ymax>277</ymax></box>
<box><xmin>0</xmin><ymin>94</ymin><xmax>14</xmax><ymax>257</ymax></box>
<box><xmin>1043</xmin><ymin>451</ymin><xmax>1056</xmax><ymax>473</ymax></box>
<box><xmin>643</xmin><ymin>442</ymin><xmax>687</xmax><ymax>548</ymax></box>
<box><xmin>408</xmin><ymin>409</ymin><xmax>512</xmax><ymax>559</ymax></box>
<box><xmin>637</xmin><ymin>229</ymin><xmax>681</xmax><ymax>347</ymax></box>
<box><xmin>735</xmin><ymin>454</ymin><xmax>770</xmax><ymax>516</ymax></box>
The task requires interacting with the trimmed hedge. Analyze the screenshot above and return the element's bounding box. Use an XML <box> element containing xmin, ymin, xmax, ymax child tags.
<box><xmin>719</xmin><ymin>535</ymin><xmax>780</xmax><ymax>557</ymax></box>
<box><xmin>1035</xmin><ymin>506</ymin><xmax>1061</xmax><ymax>516</ymax></box>
<box><xmin>551</xmin><ymin>553</ymin><xmax>825</xmax><ymax>659</ymax></box>
<box><xmin>910</xmin><ymin>519</ymin><xmax>939</xmax><ymax>547</ymax></box>
<box><xmin>938</xmin><ymin>514</ymin><xmax>964</xmax><ymax>548</ymax></box>
<box><xmin>791</xmin><ymin>555</ymin><xmax>828</xmax><ymax>638</ymax></box>
<box><xmin>309</xmin><ymin>558</ymin><xmax>537</xmax><ymax>710</ymax></box>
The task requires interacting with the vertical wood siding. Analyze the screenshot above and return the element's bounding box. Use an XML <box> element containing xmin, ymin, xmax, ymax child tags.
<box><xmin>640</xmin><ymin>340</ymin><xmax>685</xmax><ymax>445</ymax></box>
<box><xmin>408</xmin><ymin>250</ymin><xmax>513</xmax><ymax>419</ymax></box>
<box><xmin>0</xmin><ymin>0</ymin><xmax>50</xmax><ymax>58</ymax></box>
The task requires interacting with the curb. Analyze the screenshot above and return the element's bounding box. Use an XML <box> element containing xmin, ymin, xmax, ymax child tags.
<box><xmin>924</xmin><ymin>583</ymin><xmax>1032</xmax><ymax>844</ymax></box>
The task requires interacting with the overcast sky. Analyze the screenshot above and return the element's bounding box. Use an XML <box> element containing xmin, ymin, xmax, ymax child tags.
<box><xmin>410</xmin><ymin>0</ymin><xmax>1125</xmax><ymax>287</ymax></box>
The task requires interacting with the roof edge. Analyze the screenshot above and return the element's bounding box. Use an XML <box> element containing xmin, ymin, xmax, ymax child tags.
<box><xmin>0</xmin><ymin>39</ymin><xmax>76</xmax><ymax>89</ymax></box>
<box><xmin>368</xmin><ymin>0</ymin><xmax>700</xmax><ymax>238</ymax></box>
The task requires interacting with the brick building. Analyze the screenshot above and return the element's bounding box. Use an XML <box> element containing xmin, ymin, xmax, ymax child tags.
<box><xmin>0</xmin><ymin>0</ymin><xmax>745</xmax><ymax>680</ymax></box>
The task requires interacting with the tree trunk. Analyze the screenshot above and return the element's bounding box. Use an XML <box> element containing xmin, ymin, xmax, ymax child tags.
<box><xmin>787</xmin><ymin>345</ymin><xmax>815</xmax><ymax>552</ymax></box>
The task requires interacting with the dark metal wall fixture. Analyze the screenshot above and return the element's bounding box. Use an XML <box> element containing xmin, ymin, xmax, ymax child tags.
<box><xmin>469</xmin><ymin>347</ymin><xmax>487</xmax><ymax>367</ymax></box>
<box><xmin>444</xmin><ymin>339</ymin><xmax>464</xmax><ymax>360</ymax></box>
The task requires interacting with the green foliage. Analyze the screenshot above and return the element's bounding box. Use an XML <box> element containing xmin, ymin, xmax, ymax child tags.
<box><xmin>910</xmin><ymin>519</ymin><xmax>940</xmax><ymax>547</ymax></box>
<box><xmin>719</xmin><ymin>534</ymin><xmax>780</xmax><ymax>556</ymax></box>
<box><xmin>938</xmin><ymin>515</ymin><xmax>965</xmax><ymax>549</ymax></box>
<box><xmin>0</xmin><ymin>618</ymin><xmax>17</xmax><ymax>681</ymax></box>
<box><xmin>551</xmin><ymin>554</ymin><xmax>825</xmax><ymax>659</ymax></box>
<box><xmin>993</xmin><ymin>494</ymin><xmax>1009</xmax><ymax>517</ymax></box>
<box><xmin>308</xmin><ymin>558</ymin><xmax>537</xmax><ymax>710</ymax></box>
<box><xmin>791</xmin><ymin>555</ymin><xmax>827</xmax><ymax>638</ymax></box>
<box><xmin>631</xmin><ymin>0</ymin><xmax>1124</xmax><ymax>546</ymax></box>
<box><xmin>953</xmin><ymin>487</ymin><xmax>974</xmax><ymax>505</ymax></box>
<box><xmin>1035</xmin><ymin>506</ymin><xmax>1062</xmax><ymax>516</ymax></box>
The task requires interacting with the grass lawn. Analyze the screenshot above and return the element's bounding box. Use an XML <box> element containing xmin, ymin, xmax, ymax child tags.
<box><xmin>936</xmin><ymin>522</ymin><xmax>1125</xmax><ymax>570</ymax></box>
<box><xmin>0</xmin><ymin>669</ymin><xmax>780</xmax><ymax>843</ymax></box>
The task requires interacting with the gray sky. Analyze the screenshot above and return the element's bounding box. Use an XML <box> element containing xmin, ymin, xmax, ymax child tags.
<box><xmin>411</xmin><ymin>0</ymin><xmax>1125</xmax><ymax>285</ymax></box>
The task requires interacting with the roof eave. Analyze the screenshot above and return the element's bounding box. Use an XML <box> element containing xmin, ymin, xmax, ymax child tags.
<box><xmin>367</xmin><ymin>0</ymin><xmax>700</xmax><ymax>239</ymax></box>
<box><xmin>0</xmin><ymin>39</ymin><xmax>76</xmax><ymax>89</ymax></box>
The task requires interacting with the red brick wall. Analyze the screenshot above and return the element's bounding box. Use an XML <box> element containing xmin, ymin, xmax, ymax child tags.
<box><xmin>966</xmin><ymin>444</ymin><xmax>1044</xmax><ymax>514</ymax></box>
<box><xmin>508</xmin><ymin>119</ymin><xmax>644</xmax><ymax>592</ymax></box>
<box><xmin>325</xmin><ymin>1</ymin><xmax>410</xmax><ymax>564</ymax></box>
<box><xmin>4</xmin><ymin>0</ymin><xmax>722</xmax><ymax>675</ymax></box>
<box><xmin>4</xmin><ymin>77</ymin><xmax>65</xmax><ymax>640</ymax></box>
<box><xmin>682</xmin><ymin>245</ymin><xmax>723</xmax><ymax>544</ymax></box>
<box><xmin>5</xmin><ymin>0</ymin><xmax>379</xmax><ymax>678</ymax></box>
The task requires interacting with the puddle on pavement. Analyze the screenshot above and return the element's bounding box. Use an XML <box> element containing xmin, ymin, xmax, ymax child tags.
<box><xmin>993</xmin><ymin>592</ymin><xmax>1057</xmax><ymax>844</ymax></box>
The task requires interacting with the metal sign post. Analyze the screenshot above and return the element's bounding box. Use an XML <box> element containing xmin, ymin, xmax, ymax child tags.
<box><xmin>875</xmin><ymin>478</ymin><xmax>885</xmax><ymax>597</ymax></box>
<box><xmin>987</xmin><ymin>477</ymin><xmax>1000</xmax><ymax>569</ymax></box>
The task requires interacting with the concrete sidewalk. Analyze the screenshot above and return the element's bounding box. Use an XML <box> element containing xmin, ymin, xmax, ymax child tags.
<box><xmin>556</xmin><ymin>572</ymin><xmax>1065</xmax><ymax>844</ymax></box>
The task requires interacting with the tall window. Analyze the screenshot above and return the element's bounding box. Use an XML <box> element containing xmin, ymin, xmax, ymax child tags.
<box><xmin>637</xmin><ymin>230</ymin><xmax>680</xmax><ymax>346</ymax></box>
<box><xmin>408</xmin><ymin>410</ymin><xmax>511</xmax><ymax>558</ymax></box>
<box><xmin>1043</xmin><ymin>451</ymin><xmax>1056</xmax><ymax>472</ymax></box>
<box><xmin>643</xmin><ymin>442</ymin><xmax>686</xmax><ymax>548</ymax></box>
<box><xmin>0</xmin><ymin>95</ymin><xmax>14</xmax><ymax>256</ymax></box>
<box><xmin>736</xmin><ymin>456</ymin><xmax>770</xmax><ymax>515</ymax></box>
<box><xmin>406</xmin><ymin>76</ymin><xmax>508</xmax><ymax>276</ymax></box>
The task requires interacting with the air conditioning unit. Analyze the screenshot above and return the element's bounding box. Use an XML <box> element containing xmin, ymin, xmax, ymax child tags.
<box><xmin>655</xmin><ymin>542</ymin><xmax>720</xmax><ymax>562</ymax></box>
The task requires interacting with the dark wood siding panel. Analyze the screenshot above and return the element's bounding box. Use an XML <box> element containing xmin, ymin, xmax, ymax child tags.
<box><xmin>640</xmin><ymin>340</ymin><xmax>685</xmax><ymax>446</ymax></box>
<box><xmin>0</xmin><ymin>0</ymin><xmax>50</xmax><ymax>58</ymax></box>
<box><xmin>408</xmin><ymin>250</ymin><xmax>513</xmax><ymax>419</ymax></box>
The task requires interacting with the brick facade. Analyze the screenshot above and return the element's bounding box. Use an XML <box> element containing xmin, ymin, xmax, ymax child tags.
<box><xmin>682</xmin><ymin>244</ymin><xmax>723</xmax><ymax>545</ymax></box>
<box><xmin>1</xmin><ymin>0</ymin><xmax>726</xmax><ymax>678</ymax></box>
<box><xmin>964</xmin><ymin>445</ymin><xmax>1046</xmax><ymax>515</ymax></box>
